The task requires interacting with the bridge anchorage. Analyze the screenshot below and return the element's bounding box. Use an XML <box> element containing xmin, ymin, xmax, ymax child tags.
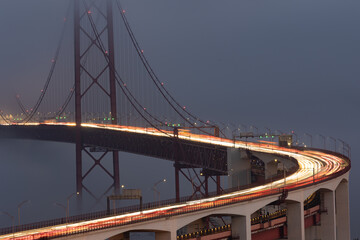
<box><xmin>0</xmin><ymin>0</ymin><xmax>352</xmax><ymax>239</ymax></box>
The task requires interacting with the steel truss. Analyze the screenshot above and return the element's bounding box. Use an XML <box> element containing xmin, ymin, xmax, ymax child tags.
<box><xmin>74</xmin><ymin>0</ymin><xmax>120</xmax><ymax>207</ymax></box>
<box><xmin>173</xmin><ymin>129</ymin><xmax>225</xmax><ymax>202</ymax></box>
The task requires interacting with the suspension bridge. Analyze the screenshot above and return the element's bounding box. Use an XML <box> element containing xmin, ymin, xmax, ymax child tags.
<box><xmin>0</xmin><ymin>0</ymin><xmax>351</xmax><ymax>239</ymax></box>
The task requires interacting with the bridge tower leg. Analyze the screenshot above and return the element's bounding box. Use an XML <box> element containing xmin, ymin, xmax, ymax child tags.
<box><xmin>73</xmin><ymin>0</ymin><xmax>120</xmax><ymax>209</ymax></box>
<box><xmin>205</xmin><ymin>175</ymin><xmax>209</xmax><ymax>197</ymax></box>
<box><xmin>74</xmin><ymin>0</ymin><xmax>83</xmax><ymax>209</ymax></box>
<box><xmin>175</xmin><ymin>164</ymin><xmax>180</xmax><ymax>202</ymax></box>
<box><xmin>216</xmin><ymin>176</ymin><xmax>221</xmax><ymax>195</ymax></box>
<box><xmin>107</xmin><ymin>0</ymin><xmax>120</xmax><ymax>195</ymax></box>
<box><xmin>214</xmin><ymin>129</ymin><xmax>221</xmax><ymax>195</ymax></box>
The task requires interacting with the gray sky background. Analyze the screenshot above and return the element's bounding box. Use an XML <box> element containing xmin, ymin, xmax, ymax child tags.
<box><xmin>0</xmin><ymin>0</ymin><xmax>359</xmax><ymax>238</ymax></box>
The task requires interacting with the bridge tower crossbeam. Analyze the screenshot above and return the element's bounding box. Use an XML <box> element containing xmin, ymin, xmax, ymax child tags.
<box><xmin>74</xmin><ymin>0</ymin><xmax>120</xmax><ymax>207</ymax></box>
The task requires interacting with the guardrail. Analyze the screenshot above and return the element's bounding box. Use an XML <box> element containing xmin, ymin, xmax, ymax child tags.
<box><xmin>0</xmin><ymin>150</ymin><xmax>350</xmax><ymax>239</ymax></box>
<box><xmin>0</xmin><ymin>167</ymin><xmax>297</xmax><ymax>236</ymax></box>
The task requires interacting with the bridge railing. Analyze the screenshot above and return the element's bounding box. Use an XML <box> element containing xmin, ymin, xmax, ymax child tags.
<box><xmin>0</xmin><ymin>151</ymin><xmax>350</xmax><ymax>238</ymax></box>
<box><xmin>0</xmin><ymin>170</ymin><xmax>292</xmax><ymax>236</ymax></box>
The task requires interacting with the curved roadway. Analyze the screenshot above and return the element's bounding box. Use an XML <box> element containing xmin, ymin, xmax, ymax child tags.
<box><xmin>0</xmin><ymin>122</ymin><xmax>351</xmax><ymax>240</ymax></box>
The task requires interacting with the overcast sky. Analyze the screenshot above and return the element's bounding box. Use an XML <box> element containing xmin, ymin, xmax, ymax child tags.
<box><xmin>0</xmin><ymin>0</ymin><xmax>359</xmax><ymax>238</ymax></box>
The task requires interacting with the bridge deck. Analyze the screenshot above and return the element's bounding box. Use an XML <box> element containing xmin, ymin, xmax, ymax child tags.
<box><xmin>0</xmin><ymin>124</ymin><xmax>228</xmax><ymax>173</ymax></box>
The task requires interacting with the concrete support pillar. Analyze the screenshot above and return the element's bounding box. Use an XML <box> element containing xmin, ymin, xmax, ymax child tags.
<box><xmin>287</xmin><ymin>201</ymin><xmax>305</xmax><ymax>240</ymax></box>
<box><xmin>320</xmin><ymin>191</ymin><xmax>336</xmax><ymax>240</ymax></box>
<box><xmin>336</xmin><ymin>181</ymin><xmax>350</xmax><ymax>240</ymax></box>
<box><xmin>227</xmin><ymin>148</ymin><xmax>251</xmax><ymax>188</ymax></box>
<box><xmin>155</xmin><ymin>231</ymin><xmax>174</xmax><ymax>240</ymax></box>
<box><xmin>265</xmin><ymin>162</ymin><xmax>278</xmax><ymax>179</ymax></box>
<box><xmin>231</xmin><ymin>215</ymin><xmax>251</xmax><ymax>240</ymax></box>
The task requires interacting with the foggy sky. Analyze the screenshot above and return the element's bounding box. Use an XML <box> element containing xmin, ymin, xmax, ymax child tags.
<box><xmin>0</xmin><ymin>0</ymin><xmax>359</xmax><ymax>238</ymax></box>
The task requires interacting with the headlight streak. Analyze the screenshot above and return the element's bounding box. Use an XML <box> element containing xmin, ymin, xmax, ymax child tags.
<box><xmin>0</xmin><ymin>122</ymin><xmax>349</xmax><ymax>240</ymax></box>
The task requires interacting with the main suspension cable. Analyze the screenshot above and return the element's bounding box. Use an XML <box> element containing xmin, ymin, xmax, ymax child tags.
<box><xmin>23</xmin><ymin>1</ymin><xmax>72</xmax><ymax>123</ymax></box>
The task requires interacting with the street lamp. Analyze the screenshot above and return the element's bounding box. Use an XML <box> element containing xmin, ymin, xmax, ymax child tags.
<box><xmin>231</xmin><ymin>128</ymin><xmax>240</xmax><ymax>139</ymax></box>
<box><xmin>152</xmin><ymin>179</ymin><xmax>166</xmax><ymax>205</ymax></box>
<box><xmin>329</xmin><ymin>137</ymin><xmax>337</xmax><ymax>152</ymax></box>
<box><xmin>338</xmin><ymin>139</ymin><xmax>345</xmax><ymax>155</ymax></box>
<box><xmin>265</xmin><ymin>127</ymin><xmax>271</xmax><ymax>135</ymax></box>
<box><xmin>66</xmin><ymin>192</ymin><xmax>79</xmax><ymax>221</ymax></box>
<box><xmin>229</xmin><ymin>122</ymin><xmax>237</xmax><ymax>136</ymax></box>
<box><xmin>54</xmin><ymin>202</ymin><xmax>67</xmax><ymax>219</ymax></box>
<box><xmin>318</xmin><ymin>134</ymin><xmax>326</xmax><ymax>149</ymax></box>
<box><xmin>17</xmin><ymin>200</ymin><xmax>30</xmax><ymax>225</ymax></box>
<box><xmin>250</xmin><ymin>125</ymin><xmax>258</xmax><ymax>136</ymax></box>
<box><xmin>239</xmin><ymin>124</ymin><xmax>247</xmax><ymax>133</ymax></box>
<box><xmin>0</xmin><ymin>211</ymin><xmax>14</xmax><ymax>236</ymax></box>
<box><xmin>292</xmin><ymin>133</ymin><xmax>298</xmax><ymax>145</ymax></box>
<box><xmin>304</xmin><ymin>133</ymin><xmax>312</xmax><ymax>147</ymax></box>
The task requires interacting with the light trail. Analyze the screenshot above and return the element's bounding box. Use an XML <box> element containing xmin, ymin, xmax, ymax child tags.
<box><xmin>0</xmin><ymin>122</ymin><xmax>350</xmax><ymax>240</ymax></box>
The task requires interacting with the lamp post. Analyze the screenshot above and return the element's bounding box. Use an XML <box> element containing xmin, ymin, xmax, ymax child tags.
<box><xmin>318</xmin><ymin>134</ymin><xmax>326</xmax><ymax>149</ymax></box>
<box><xmin>265</xmin><ymin>127</ymin><xmax>271</xmax><ymax>135</ymax></box>
<box><xmin>329</xmin><ymin>137</ymin><xmax>337</xmax><ymax>152</ymax></box>
<box><xmin>66</xmin><ymin>192</ymin><xmax>79</xmax><ymax>221</ymax></box>
<box><xmin>54</xmin><ymin>202</ymin><xmax>67</xmax><ymax>220</ymax></box>
<box><xmin>291</xmin><ymin>132</ymin><xmax>298</xmax><ymax>145</ymax></box>
<box><xmin>304</xmin><ymin>133</ymin><xmax>312</xmax><ymax>147</ymax></box>
<box><xmin>152</xmin><ymin>179</ymin><xmax>166</xmax><ymax>205</ymax></box>
<box><xmin>344</xmin><ymin>143</ymin><xmax>351</xmax><ymax>158</ymax></box>
<box><xmin>231</xmin><ymin>128</ymin><xmax>240</xmax><ymax>140</ymax></box>
<box><xmin>250</xmin><ymin>125</ymin><xmax>258</xmax><ymax>136</ymax></box>
<box><xmin>337</xmin><ymin>139</ymin><xmax>345</xmax><ymax>155</ymax></box>
<box><xmin>1</xmin><ymin>211</ymin><xmax>14</xmax><ymax>237</ymax></box>
<box><xmin>229</xmin><ymin>123</ymin><xmax>237</xmax><ymax>138</ymax></box>
<box><xmin>17</xmin><ymin>200</ymin><xmax>30</xmax><ymax>226</ymax></box>
<box><xmin>238</xmin><ymin>124</ymin><xmax>247</xmax><ymax>134</ymax></box>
